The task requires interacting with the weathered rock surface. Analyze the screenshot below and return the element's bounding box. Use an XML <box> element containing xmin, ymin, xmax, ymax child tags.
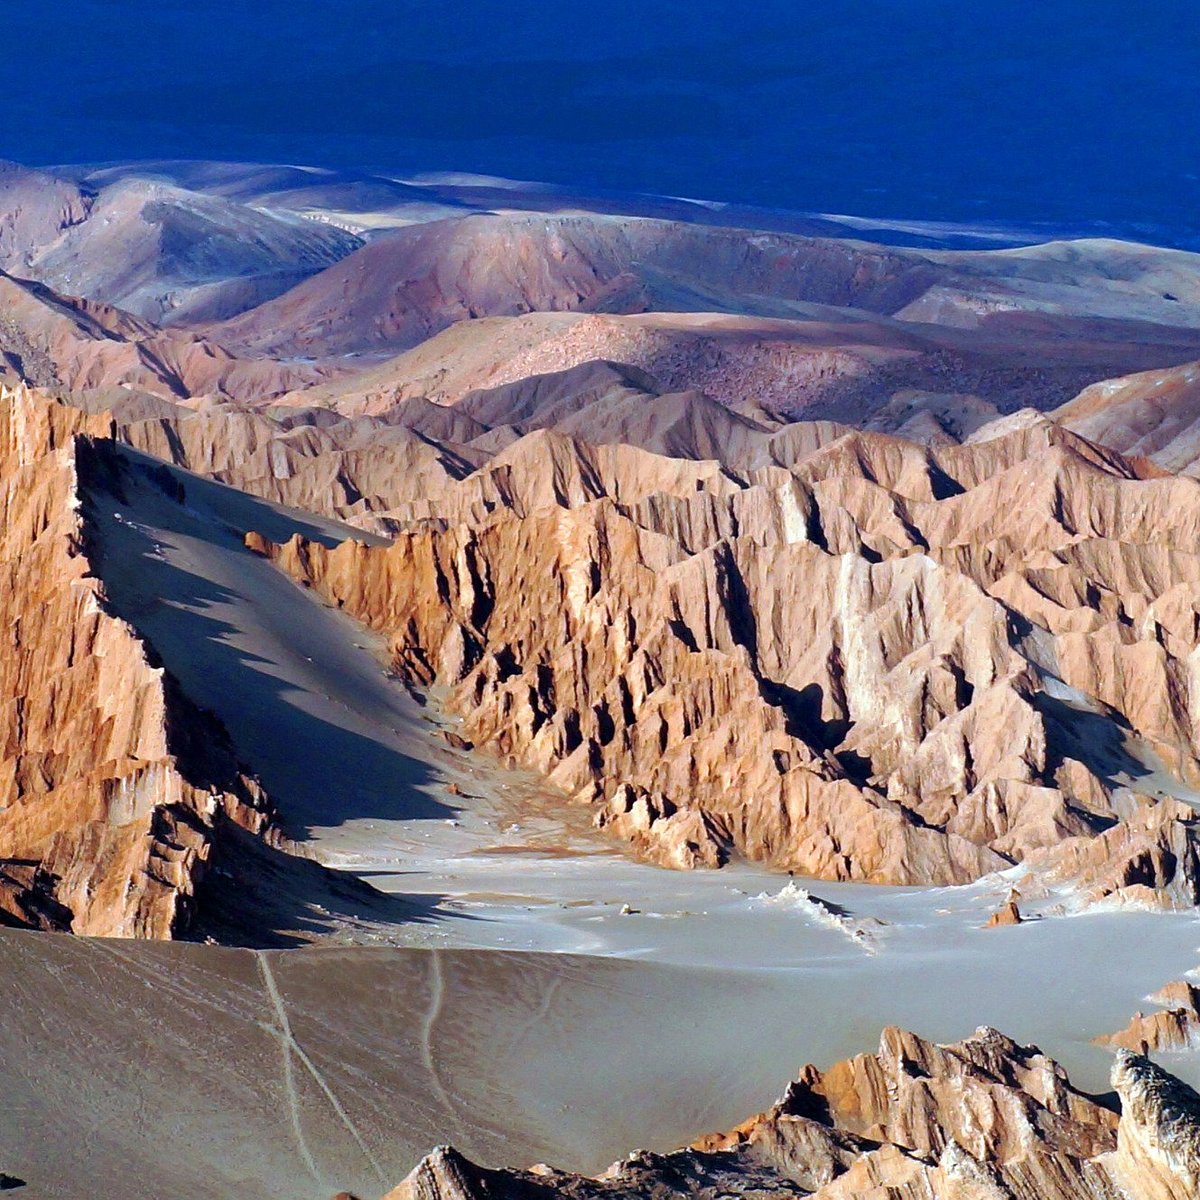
<box><xmin>251</xmin><ymin>412</ymin><xmax>1200</xmax><ymax>890</ymax></box>
<box><xmin>984</xmin><ymin>893</ymin><xmax>1023</xmax><ymax>928</ymax></box>
<box><xmin>1097</xmin><ymin>979</ymin><xmax>1200</xmax><ymax>1053</ymax></box>
<box><xmin>0</xmin><ymin>384</ymin><xmax>279</xmax><ymax>937</ymax></box>
<box><xmin>380</xmin><ymin>1025</ymin><xmax>1200</xmax><ymax>1200</ymax></box>
<box><xmin>1109</xmin><ymin>1050</ymin><xmax>1200</xmax><ymax>1200</ymax></box>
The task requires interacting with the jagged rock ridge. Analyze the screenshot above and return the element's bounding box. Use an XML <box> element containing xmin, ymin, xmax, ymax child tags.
<box><xmin>0</xmin><ymin>384</ymin><xmax>280</xmax><ymax>937</ymax></box>
<box><xmin>250</xmin><ymin>413</ymin><xmax>1200</xmax><ymax>892</ymax></box>
<box><xmin>380</xmin><ymin>1025</ymin><xmax>1200</xmax><ymax>1200</ymax></box>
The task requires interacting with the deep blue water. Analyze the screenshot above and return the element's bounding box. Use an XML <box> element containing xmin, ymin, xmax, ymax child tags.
<box><xmin>6</xmin><ymin>1</ymin><xmax>1200</xmax><ymax>246</ymax></box>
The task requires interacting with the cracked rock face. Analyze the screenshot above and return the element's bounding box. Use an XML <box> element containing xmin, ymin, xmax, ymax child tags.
<box><xmin>378</xmin><ymin>1024</ymin><xmax>1200</xmax><ymax>1200</ymax></box>
<box><xmin>1111</xmin><ymin>1050</ymin><xmax>1200</xmax><ymax>1200</ymax></box>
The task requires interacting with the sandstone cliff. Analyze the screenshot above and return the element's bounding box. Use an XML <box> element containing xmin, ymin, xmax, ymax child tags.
<box><xmin>0</xmin><ymin>383</ymin><xmax>277</xmax><ymax>937</ymax></box>
<box><xmin>378</xmin><ymin>1025</ymin><xmax>1200</xmax><ymax>1200</ymax></box>
<box><xmin>250</xmin><ymin>413</ymin><xmax>1200</xmax><ymax>892</ymax></box>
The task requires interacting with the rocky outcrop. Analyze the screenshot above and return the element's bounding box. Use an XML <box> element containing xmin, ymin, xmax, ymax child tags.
<box><xmin>251</xmin><ymin>414</ymin><xmax>1200</xmax><ymax>890</ymax></box>
<box><xmin>1110</xmin><ymin>1050</ymin><xmax>1200</xmax><ymax>1199</ymax></box>
<box><xmin>0</xmin><ymin>384</ymin><xmax>276</xmax><ymax>937</ymax></box>
<box><xmin>119</xmin><ymin>401</ymin><xmax>485</xmax><ymax>536</ymax></box>
<box><xmin>380</xmin><ymin>1025</ymin><xmax>1200</xmax><ymax>1200</ymax></box>
<box><xmin>984</xmin><ymin>892</ymin><xmax>1023</xmax><ymax>927</ymax></box>
<box><xmin>1026</xmin><ymin>798</ymin><xmax>1200</xmax><ymax>912</ymax></box>
<box><xmin>1096</xmin><ymin>980</ymin><xmax>1200</xmax><ymax>1053</ymax></box>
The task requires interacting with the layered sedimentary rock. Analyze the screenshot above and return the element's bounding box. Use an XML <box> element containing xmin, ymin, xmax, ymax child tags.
<box><xmin>0</xmin><ymin>383</ymin><xmax>275</xmax><ymax>937</ymax></box>
<box><xmin>380</xmin><ymin>1025</ymin><xmax>1200</xmax><ymax>1200</ymax></box>
<box><xmin>252</xmin><ymin>412</ymin><xmax>1200</xmax><ymax>890</ymax></box>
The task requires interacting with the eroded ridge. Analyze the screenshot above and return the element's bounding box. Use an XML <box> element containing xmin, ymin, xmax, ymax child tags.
<box><xmin>0</xmin><ymin>384</ymin><xmax>276</xmax><ymax>937</ymax></box>
<box><xmin>381</xmin><ymin>1025</ymin><xmax>1200</xmax><ymax>1200</ymax></box>
<box><xmin>252</xmin><ymin>415</ymin><xmax>1200</xmax><ymax>895</ymax></box>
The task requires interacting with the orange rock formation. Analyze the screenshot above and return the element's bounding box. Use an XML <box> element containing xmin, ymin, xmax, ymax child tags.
<box><xmin>0</xmin><ymin>384</ymin><xmax>275</xmax><ymax>937</ymax></box>
<box><xmin>249</xmin><ymin>414</ymin><xmax>1200</xmax><ymax>892</ymax></box>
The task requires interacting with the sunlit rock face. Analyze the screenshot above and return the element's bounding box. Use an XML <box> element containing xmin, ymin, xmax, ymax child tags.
<box><xmin>251</xmin><ymin>411</ymin><xmax>1200</xmax><ymax>896</ymax></box>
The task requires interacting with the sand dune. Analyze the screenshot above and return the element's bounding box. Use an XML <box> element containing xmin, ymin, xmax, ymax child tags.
<box><xmin>4</xmin><ymin>908</ymin><xmax>1200</xmax><ymax>1200</ymax></box>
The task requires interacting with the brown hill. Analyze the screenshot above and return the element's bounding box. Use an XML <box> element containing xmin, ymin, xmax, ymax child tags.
<box><xmin>210</xmin><ymin>215</ymin><xmax>1200</xmax><ymax>370</ymax></box>
<box><xmin>0</xmin><ymin>270</ymin><xmax>340</xmax><ymax>403</ymax></box>
<box><xmin>206</xmin><ymin>214</ymin><xmax>937</xmax><ymax>359</ymax></box>
<box><xmin>289</xmin><ymin>306</ymin><xmax>1200</xmax><ymax>430</ymax></box>
<box><xmin>1056</xmin><ymin>360</ymin><xmax>1200</xmax><ymax>475</ymax></box>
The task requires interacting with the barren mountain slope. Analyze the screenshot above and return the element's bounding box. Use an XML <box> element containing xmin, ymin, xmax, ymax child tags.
<box><xmin>0</xmin><ymin>161</ymin><xmax>364</xmax><ymax>323</ymax></box>
<box><xmin>24</xmin><ymin>178</ymin><xmax>363</xmax><ymax>324</ymax></box>
<box><xmin>0</xmin><ymin>270</ymin><xmax>340</xmax><ymax>402</ymax></box>
<box><xmin>1056</xmin><ymin>360</ymin><xmax>1200</xmax><ymax>475</ymax></box>
<box><xmin>0</xmin><ymin>384</ymin><xmax>411</xmax><ymax>941</ymax></box>
<box><xmin>207</xmin><ymin>214</ymin><xmax>940</xmax><ymax>358</ymax></box>
<box><xmin>114</xmin><ymin>362</ymin><xmax>789</xmax><ymax>531</ymax></box>
<box><xmin>0</xmin><ymin>160</ymin><xmax>92</xmax><ymax>268</ymax></box>
<box><xmin>385</xmin><ymin>1026</ymin><xmax>1200</xmax><ymax>1200</ymax></box>
<box><xmin>208</xmin><ymin>214</ymin><xmax>1200</xmax><ymax>361</ymax></box>
<box><xmin>288</xmin><ymin>306</ymin><xmax>1200</xmax><ymax>428</ymax></box>
<box><xmin>65</xmin><ymin>160</ymin><xmax>1049</xmax><ymax>246</ymax></box>
<box><xmin>248</xmin><ymin>414</ymin><xmax>1200</xmax><ymax>894</ymax></box>
<box><xmin>0</xmin><ymin>385</ymin><xmax>279</xmax><ymax>936</ymax></box>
